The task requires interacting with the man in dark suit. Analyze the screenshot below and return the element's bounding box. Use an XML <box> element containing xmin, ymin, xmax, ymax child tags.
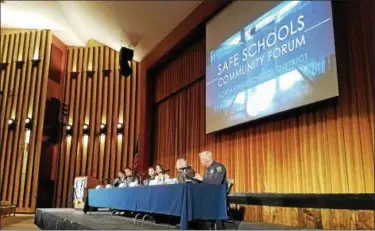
<box><xmin>195</xmin><ymin>151</ymin><xmax>226</xmax><ymax>185</ymax></box>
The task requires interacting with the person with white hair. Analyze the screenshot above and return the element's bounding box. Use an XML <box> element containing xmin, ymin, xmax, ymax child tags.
<box><xmin>194</xmin><ymin>151</ymin><xmax>226</xmax><ymax>184</ymax></box>
<box><xmin>175</xmin><ymin>158</ymin><xmax>197</xmax><ymax>183</ymax></box>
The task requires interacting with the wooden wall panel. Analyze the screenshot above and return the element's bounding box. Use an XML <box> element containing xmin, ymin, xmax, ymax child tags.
<box><xmin>45</xmin><ymin>35</ymin><xmax>67</xmax><ymax>209</ymax></box>
<box><xmin>12</xmin><ymin>32</ymin><xmax>30</xmax><ymax>207</ymax></box>
<box><xmin>122</xmin><ymin>64</ymin><xmax>131</xmax><ymax>167</ymax></box>
<box><xmin>18</xmin><ymin>31</ymin><xmax>36</xmax><ymax>210</ymax></box>
<box><xmin>54</xmin><ymin>45</ymin><xmax>139</xmax><ymax>208</ymax></box>
<box><xmin>95</xmin><ymin>46</ymin><xmax>104</xmax><ymax>180</ymax></box>
<box><xmin>79</xmin><ymin>47</ymin><xmax>89</xmax><ymax>177</ymax></box>
<box><xmin>87</xmin><ymin>47</ymin><xmax>97</xmax><ymax>176</ymax></box>
<box><xmin>113</xmin><ymin>52</ymin><xmax>121</xmax><ymax>176</ymax></box>
<box><xmin>0</xmin><ymin>30</ymin><xmax>52</xmax><ymax>212</ymax></box>
<box><xmin>151</xmin><ymin>1</ymin><xmax>374</xmax><ymax>229</ymax></box>
<box><xmin>2</xmin><ymin>33</ymin><xmax>20</xmax><ymax>202</ymax></box>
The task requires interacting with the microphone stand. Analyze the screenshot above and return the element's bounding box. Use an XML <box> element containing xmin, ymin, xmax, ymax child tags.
<box><xmin>182</xmin><ymin>169</ymin><xmax>186</xmax><ymax>183</ymax></box>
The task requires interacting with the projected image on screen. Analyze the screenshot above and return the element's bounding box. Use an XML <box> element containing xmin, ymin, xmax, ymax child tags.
<box><xmin>206</xmin><ymin>1</ymin><xmax>339</xmax><ymax>133</ymax></box>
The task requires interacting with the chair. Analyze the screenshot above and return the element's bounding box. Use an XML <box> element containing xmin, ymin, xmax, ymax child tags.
<box><xmin>0</xmin><ymin>201</ymin><xmax>16</xmax><ymax>217</ymax></box>
<box><xmin>222</xmin><ymin>179</ymin><xmax>236</xmax><ymax>227</ymax></box>
<box><xmin>141</xmin><ymin>213</ymin><xmax>155</xmax><ymax>227</ymax></box>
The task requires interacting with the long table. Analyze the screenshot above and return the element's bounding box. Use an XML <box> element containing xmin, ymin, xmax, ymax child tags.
<box><xmin>88</xmin><ymin>183</ymin><xmax>228</xmax><ymax>229</ymax></box>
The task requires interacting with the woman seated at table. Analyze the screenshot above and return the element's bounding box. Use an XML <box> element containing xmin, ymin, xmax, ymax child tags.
<box><xmin>144</xmin><ymin>167</ymin><xmax>157</xmax><ymax>185</ymax></box>
<box><xmin>112</xmin><ymin>170</ymin><xmax>126</xmax><ymax>187</ymax></box>
<box><xmin>155</xmin><ymin>164</ymin><xmax>170</xmax><ymax>185</ymax></box>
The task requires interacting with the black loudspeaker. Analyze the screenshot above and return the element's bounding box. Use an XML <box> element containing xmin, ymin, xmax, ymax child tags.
<box><xmin>119</xmin><ymin>47</ymin><xmax>134</xmax><ymax>77</ymax></box>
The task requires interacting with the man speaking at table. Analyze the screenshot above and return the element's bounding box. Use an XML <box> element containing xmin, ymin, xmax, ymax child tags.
<box><xmin>194</xmin><ymin>151</ymin><xmax>226</xmax><ymax>184</ymax></box>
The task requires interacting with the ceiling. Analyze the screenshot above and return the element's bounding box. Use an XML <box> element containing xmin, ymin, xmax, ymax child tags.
<box><xmin>0</xmin><ymin>1</ymin><xmax>201</xmax><ymax>61</ymax></box>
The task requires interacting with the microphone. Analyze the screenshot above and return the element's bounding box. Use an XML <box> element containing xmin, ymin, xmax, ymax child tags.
<box><xmin>179</xmin><ymin>166</ymin><xmax>191</xmax><ymax>170</ymax></box>
<box><xmin>136</xmin><ymin>173</ymin><xmax>145</xmax><ymax>183</ymax></box>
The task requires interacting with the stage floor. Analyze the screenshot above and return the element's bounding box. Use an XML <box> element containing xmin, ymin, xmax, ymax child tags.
<box><xmin>34</xmin><ymin>208</ymin><xmax>177</xmax><ymax>230</ymax></box>
<box><xmin>34</xmin><ymin>208</ymin><xmax>297</xmax><ymax>230</ymax></box>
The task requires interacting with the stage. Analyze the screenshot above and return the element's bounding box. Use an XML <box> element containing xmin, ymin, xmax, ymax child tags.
<box><xmin>34</xmin><ymin>208</ymin><xmax>297</xmax><ymax>230</ymax></box>
<box><xmin>34</xmin><ymin>208</ymin><xmax>178</xmax><ymax>230</ymax></box>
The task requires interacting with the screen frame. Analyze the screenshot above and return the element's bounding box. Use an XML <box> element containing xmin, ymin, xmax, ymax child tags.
<box><xmin>205</xmin><ymin>0</ymin><xmax>340</xmax><ymax>134</ymax></box>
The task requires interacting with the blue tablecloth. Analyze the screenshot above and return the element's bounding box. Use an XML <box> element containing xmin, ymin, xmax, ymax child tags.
<box><xmin>88</xmin><ymin>184</ymin><xmax>228</xmax><ymax>229</ymax></box>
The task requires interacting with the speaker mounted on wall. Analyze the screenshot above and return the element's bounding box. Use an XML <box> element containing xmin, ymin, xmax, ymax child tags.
<box><xmin>119</xmin><ymin>47</ymin><xmax>134</xmax><ymax>77</ymax></box>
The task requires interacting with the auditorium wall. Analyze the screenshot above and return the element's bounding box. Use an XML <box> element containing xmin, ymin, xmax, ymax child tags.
<box><xmin>54</xmin><ymin>45</ymin><xmax>139</xmax><ymax>208</ymax></box>
<box><xmin>0</xmin><ymin>29</ymin><xmax>140</xmax><ymax>211</ymax></box>
<box><xmin>151</xmin><ymin>1</ymin><xmax>374</xmax><ymax>229</ymax></box>
<box><xmin>0</xmin><ymin>29</ymin><xmax>53</xmax><ymax>212</ymax></box>
<box><xmin>37</xmin><ymin>35</ymin><xmax>67</xmax><ymax>209</ymax></box>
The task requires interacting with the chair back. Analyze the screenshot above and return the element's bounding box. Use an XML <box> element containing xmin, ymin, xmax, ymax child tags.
<box><xmin>227</xmin><ymin>179</ymin><xmax>234</xmax><ymax>194</ymax></box>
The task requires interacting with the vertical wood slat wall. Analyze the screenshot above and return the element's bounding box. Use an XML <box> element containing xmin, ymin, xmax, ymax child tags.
<box><xmin>54</xmin><ymin>46</ymin><xmax>139</xmax><ymax>208</ymax></box>
<box><xmin>152</xmin><ymin>2</ymin><xmax>374</xmax><ymax>230</ymax></box>
<box><xmin>0</xmin><ymin>30</ymin><xmax>52</xmax><ymax>212</ymax></box>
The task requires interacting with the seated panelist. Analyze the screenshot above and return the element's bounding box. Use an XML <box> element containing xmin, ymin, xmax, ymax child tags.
<box><xmin>155</xmin><ymin>164</ymin><xmax>170</xmax><ymax>185</ymax></box>
<box><xmin>148</xmin><ymin>167</ymin><xmax>156</xmax><ymax>180</ymax></box>
<box><xmin>195</xmin><ymin>151</ymin><xmax>226</xmax><ymax>185</ymax></box>
<box><xmin>124</xmin><ymin>167</ymin><xmax>139</xmax><ymax>187</ymax></box>
<box><xmin>175</xmin><ymin>158</ymin><xmax>198</xmax><ymax>183</ymax></box>
<box><xmin>144</xmin><ymin>167</ymin><xmax>157</xmax><ymax>185</ymax></box>
<box><xmin>113</xmin><ymin>170</ymin><xmax>126</xmax><ymax>187</ymax></box>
